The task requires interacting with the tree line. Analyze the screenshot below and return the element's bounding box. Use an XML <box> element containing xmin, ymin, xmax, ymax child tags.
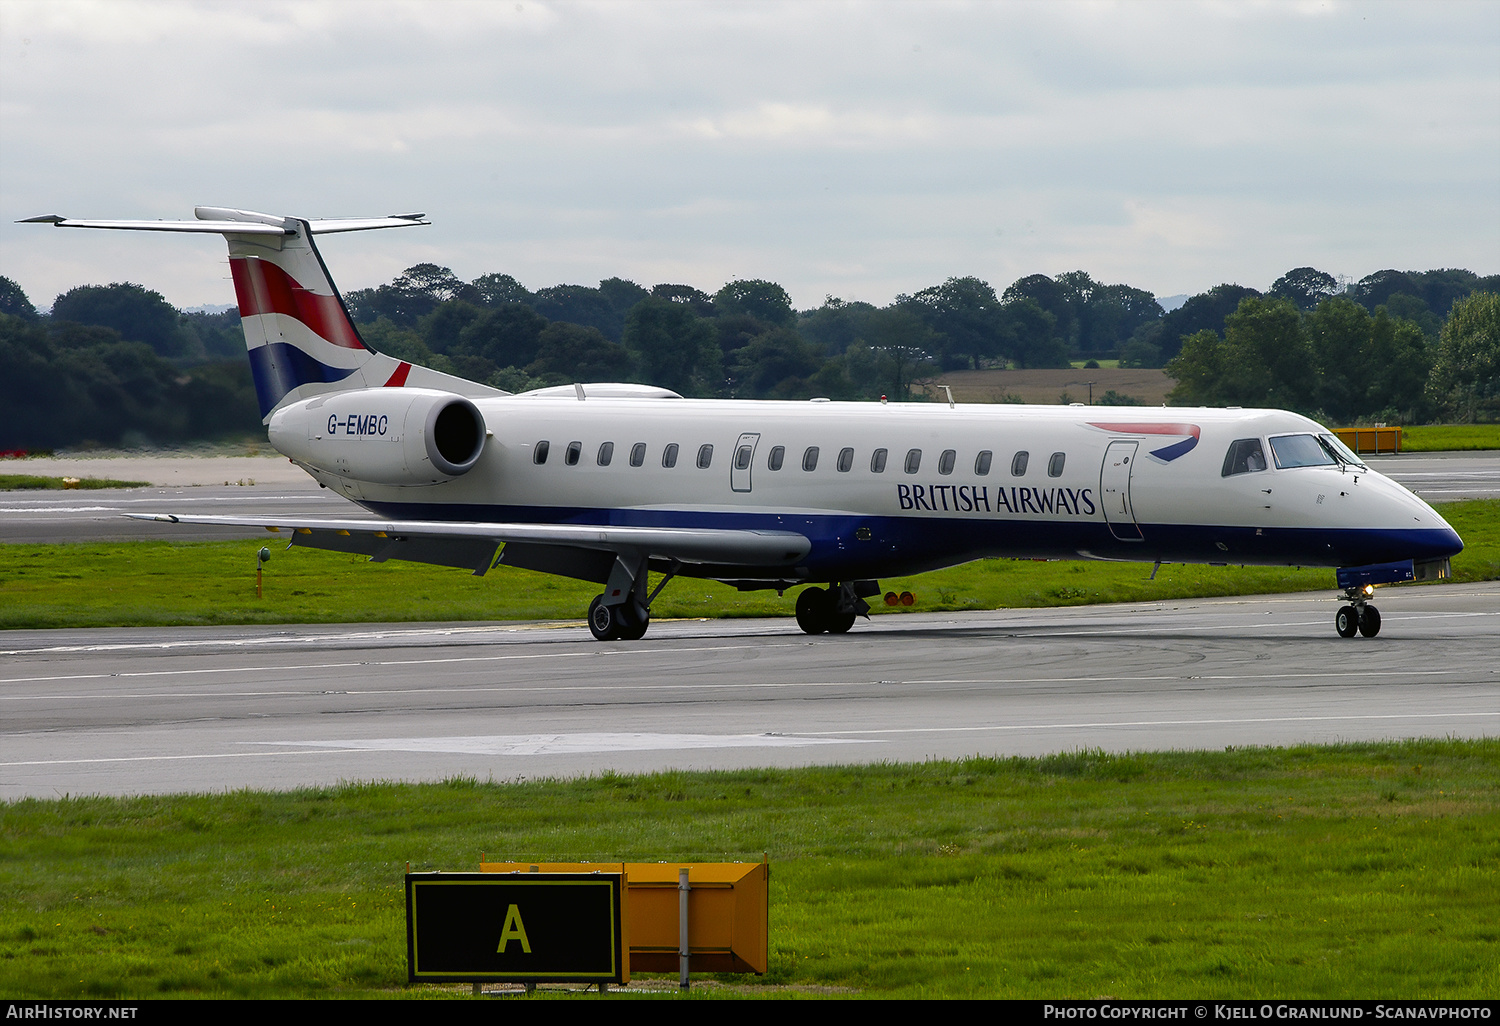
<box><xmin>1</xmin><ymin>261</ymin><xmax>1495</xmax><ymax>450</ymax></box>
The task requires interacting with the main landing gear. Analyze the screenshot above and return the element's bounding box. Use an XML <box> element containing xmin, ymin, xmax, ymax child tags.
<box><xmin>794</xmin><ymin>582</ymin><xmax>875</xmax><ymax>635</ymax></box>
<box><xmin>1335</xmin><ymin>585</ymin><xmax>1381</xmax><ymax>639</ymax></box>
<box><xmin>588</xmin><ymin>594</ymin><xmax>649</xmax><ymax>641</ymax></box>
<box><xmin>586</xmin><ymin>555</ymin><xmax>680</xmax><ymax>641</ymax></box>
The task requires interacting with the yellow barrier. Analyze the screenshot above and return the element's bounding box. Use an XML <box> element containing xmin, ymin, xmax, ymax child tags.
<box><xmin>1333</xmin><ymin>426</ymin><xmax>1402</xmax><ymax>455</ymax></box>
<box><xmin>480</xmin><ymin>861</ymin><xmax>768</xmax><ymax>975</ymax></box>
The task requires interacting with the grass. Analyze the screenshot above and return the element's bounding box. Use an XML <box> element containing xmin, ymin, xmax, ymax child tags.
<box><xmin>1397</xmin><ymin>425</ymin><xmax>1500</xmax><ymax>452</ymax></box>
<box><xmin>0</xmin><ymin>474</ymin><xmax>151</xmax><ymax>490</ymax></box>
<box><xmin>1</xmin><ymin>500</ymin><xmax>1494</xmax><ymax>631</ymax></box>
<box><xmin>1</xmin><ymin>740</ymin><xmax>1496</xmax><ymax>998</ymax></box>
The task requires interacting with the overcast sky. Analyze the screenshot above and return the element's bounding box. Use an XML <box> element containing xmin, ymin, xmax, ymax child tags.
<box><xmin>2</xmin><ymin>0</ymin><xmax>1497</xmax><ymax>313</ymax></box>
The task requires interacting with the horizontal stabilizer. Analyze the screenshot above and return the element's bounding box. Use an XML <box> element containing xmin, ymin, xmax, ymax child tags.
<box><xmin>19</xmin><ymin>212</ymin><xmax>429</xmax><ymax>235</ymax></box>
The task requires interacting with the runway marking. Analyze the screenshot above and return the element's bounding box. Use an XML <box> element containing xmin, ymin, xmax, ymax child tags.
<box><xmin>251</xmin><ymin>732</ymin><xmax>867</xmax><ymax>755</ymax></box>
<box><xmin>0</xmin><ymin>732</ymin><xmax>863</xmax><ymax>767</ymax></box>
<box><xmin>0</xmin><ymin>642</ymin><xmax>807</xmax><ymax>685</ymax></box>
<box><xmin>4</xmin><ymin>712</ymin><xmax>1494</xmax><ymax>770</ymax></box>
<box><xmin>798</xmin><ymin>710</ymin><xmax>1500</xmax><ymax>737</ymax></box>
<box><xmin>1</xmin><ymin>667</ymin><xmax>1490</xmax><ymax>703</ymax></box>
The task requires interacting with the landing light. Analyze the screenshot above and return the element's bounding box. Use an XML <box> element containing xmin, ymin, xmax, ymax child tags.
<box><xmin>1363</xmin><ymin>585</ymin><xmax>1375</xmax><ymax>597</ymax></box>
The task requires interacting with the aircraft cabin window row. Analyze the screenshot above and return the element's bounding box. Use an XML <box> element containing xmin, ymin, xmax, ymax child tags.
<box><xmin>530</xmin><ymin>441</ymin><xmax>1071</xmax><ymax>478</ymax></box>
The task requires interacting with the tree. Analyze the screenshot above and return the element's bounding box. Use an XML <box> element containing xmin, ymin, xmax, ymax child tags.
<box><xmin>1155</xmin><ymin>284</ymin><xmax>1262</xmax><ymax>362</ymax></box>
<box><xmin>51</xmin><ymin>282</ymin><xmax>197</xmax><ymax>360</ymax></box>
<box><xmin>1426</xmin><ymin>291</ymin><xmax>1500</xmax><ymax>423</ymax></box>
<box><xmin>526</xmin><ymin>322</ymin><xmax>635</xmax><ymax>384</ymax></box>
<box><xmin>1269</xmin><ymin>267</ymin><xmax>1338</xmax><ymax>312</ymax></box>
<box><xmin>798</xmin><ymin>296</ymin><xmax>878</xmax><ymax>356</ymax></box>
<box><xmin>454</xmin><ymin>303</ymin><xmax>548</xmax><ymax>368</ymax></box>
<box><xmin>530</xmin><ymin>284</ymin><xmax>622</xmax><ymax>341</ymax></box>
<box><xmin>650</xmin><ymin>284</ymin><xmax>717</xmax><ymax>318</ymax></box>
<box><xmin>417</xmin><ymin>300</ymin><xmax>485</xmax><ymax>354</ymax></box>
<box><xmin>863</xmin><ymin>307</ymin><xmax>936</xmax><ymax>400</ymax></box>
<box><xmin>998</xmin><ymin>297</ymin><xmax>1069</xmax><ymax>368</ymax></box>
<box><xmin>622</xmin><ymin>297</ymin><xmax>721</xmax><ymax>395</ymax></box>
<box><xmin>346</xmin><ymin>263</ymin><xmax>472</xmax><ymax>325</ymax></box>
<box><xmin>903</xmin><ymin>276</ymin><xmax>1003</xmax><ymax>370</ymax></box>
<box><xmin>728</xmin><ymin>326</ymin><xmax>823</xmax><ymax>397</ymax></box>
<box><xmin>1001</xmin><ymin>274</ymin><xmax>1075</xmax><ymax>347</ymax></box>
<box><xmin>470</xmin><ymin>273</ymin><xmax>531</xmax><ymax>307</ymax></box>
<box><xmin>1166</xmin><ymin>297</ymin><xmax>1312</xmax><ymax>410</ymax></box>
<box><xmin>0</xmin><ymin>276</ymin><xmax>37</xmax><ymax>320</ymax></box>
<box><xmin>713</xmin><ymin>279</ymin><xmax>795</xmax><ymax>326</ymax></box>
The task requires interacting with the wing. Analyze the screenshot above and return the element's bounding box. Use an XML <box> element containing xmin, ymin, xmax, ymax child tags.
<box><xmin>124</xmin><ymin>514</ymin><xmax>811</xmax><ymax>579</ymax></box>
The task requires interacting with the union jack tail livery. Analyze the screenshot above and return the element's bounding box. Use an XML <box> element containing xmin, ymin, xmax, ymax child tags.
<box><xmin>19</xmin><ymin>207</ymin><xmax>498</xmax><ymax>419</ymax></box>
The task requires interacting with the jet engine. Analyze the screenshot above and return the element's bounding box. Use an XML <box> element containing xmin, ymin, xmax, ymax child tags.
<box><xmin>268</xmin><ymin>388</ymin><xmax>486</xmax><ymax>485</ymax></box>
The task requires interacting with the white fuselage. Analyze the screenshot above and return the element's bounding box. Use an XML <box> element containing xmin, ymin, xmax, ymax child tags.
<box><xmin>282</xmin><ymin>396</ymin><xmax>1461</xmax><ymax>582</ymax></box>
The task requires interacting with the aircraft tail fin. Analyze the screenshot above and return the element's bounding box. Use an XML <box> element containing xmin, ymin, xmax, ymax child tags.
<box><xmin>21</xmin><ymin>208</ymin><xmax>502</xmax><ymax>420</ymax></box>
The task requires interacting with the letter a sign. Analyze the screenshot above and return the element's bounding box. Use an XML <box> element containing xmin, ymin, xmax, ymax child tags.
<box><xmin>406</xmin><ymin>872</ymin><xmax>626</xmax><ymax>984</ymax></box>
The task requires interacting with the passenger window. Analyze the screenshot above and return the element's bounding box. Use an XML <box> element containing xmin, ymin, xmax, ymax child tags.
<box><xmin>1221</xmin><ymin>438</ymin><xmax>1267</xmax><ymax>477</ymax></box>
<box><xmin>565</xmin><ymin>441</ymin><xmax>582</xmax><ymax>466</ymax></box>
<box><xmin>871</xmin><ymin>448</ymin><xmax>888</xmax><ymax>473</ymax></box>
<box><xmin>533</xmin><ymin>441</ymin><xmax>550</xmax><ymax>465</ymax></box>
<box><xmin>697</xmin><ymin>444</ymin><xmax>713</xmax><ymax>469</ymax></box>
<box><xmin>975</xmin><ymin>450</ymin><xmax>992</xmax><ymax>476</ymax></box>
<box><xmin>1011</xmin><ymin>451</ymin><xmax>1029</xmax><ymax>476</ymax></box>
<box><xmin>938</xmin><ymin>449</ymin><xmax>956</xmax><ymax>475</ymax></box>
<box><xmin>597</xmin><ymin>441</ymin><xmax>614</xmax><ymax>467</ymax></box>
<box><xmin>662</xmin><ymin>443</ymin><xmax>679</xmax><ymax>469</ymax></box>
<box><xmin>735</xmin><ymin>445</ymin><xmax>753</xmax><ymax>470</ymax></box>
<box><xmin>905</xmin><ymin>449</ymin><xmax>922</xmax><ymax>474</ymax></box>
<box><xmin>802</xmin><ymin>446</ymin><xmax>819</xmax><ymax>471</ymax></box>
<box><xmin>630</xmin><ymin>442</ymin><xmax>646</xmax><ymax>467</ymax></box>
<box><xmin>768</xmin><ymin>446</ymin><xmax>785</xmax><ymax>471</ymax></box>
<box><xmin>837</xmin><ymin>447</ymin><xmax>854</xmax><ymax>473</ymax></box>
<box><xmin>1048</xmin><ymin>452</ymin><xmax>1065</xmax><ymax>477</ymax></box>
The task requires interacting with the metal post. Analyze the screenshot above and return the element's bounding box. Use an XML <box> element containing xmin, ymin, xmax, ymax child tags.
<box><xmin>678</xmin><ymin>867</ymin><xmax>690</xmax><ymax>990</ymax></box>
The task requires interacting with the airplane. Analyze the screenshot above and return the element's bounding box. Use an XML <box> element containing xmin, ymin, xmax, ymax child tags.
<box><xmin>22</xmin><ymin>207</ymin><xmax>1463</xmax><ymax>641</ymax></box>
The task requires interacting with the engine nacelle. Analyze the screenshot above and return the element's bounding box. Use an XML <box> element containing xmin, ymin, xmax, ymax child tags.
<box><xmin>268</xmin><ymin>388</ymin><xmax>486</xmax><ymax>485</ymax></box>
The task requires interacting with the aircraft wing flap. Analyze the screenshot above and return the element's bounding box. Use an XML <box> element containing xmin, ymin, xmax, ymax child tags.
<box><xmin>123</xmin><ymin>514</ymin><xmax>811</xmax><ymax>568</ymax></box>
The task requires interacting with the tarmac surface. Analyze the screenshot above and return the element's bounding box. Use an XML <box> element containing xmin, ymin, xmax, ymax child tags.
<box><xmin>3</xmin><ymin>582</ymin><xmax>1496</xmax><ymax>799</ymax></box>
<box><xmin>1</xmin><ymin>450</ymin><xmax>1495</xmax><ymax>544</ymax></box>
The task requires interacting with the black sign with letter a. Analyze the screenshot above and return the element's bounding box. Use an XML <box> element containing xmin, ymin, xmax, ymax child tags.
<box><xmin>406</xmin><ymin>872</ymin><xmax>626</xmax><ymax>983</ymax></box>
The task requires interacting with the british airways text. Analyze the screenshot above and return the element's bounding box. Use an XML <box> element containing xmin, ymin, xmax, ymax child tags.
<box><xmin>898</xmin><ymin>484</ymin><xmax>1097</xmax><ymax>516</ymax></box>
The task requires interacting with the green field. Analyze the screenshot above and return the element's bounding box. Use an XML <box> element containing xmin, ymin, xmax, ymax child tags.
<box><xmin>1</xmin><ymin>741</ymin><xmax>1495</xmax><ymax>999</ymax></box>
<box><xmin>0</xmin><ymin>474</ymin><xmax>151</xmax><ymax>490</ymax></box>
<box><xmin>1394</xmin><ymin>425</ymin><xmax>1500</xmax><ymax>452</ymax></box>
<box><xmin>1</xmin><ymin>499</ymin><xmax>1493</xmax><ymax>631</ymax></box>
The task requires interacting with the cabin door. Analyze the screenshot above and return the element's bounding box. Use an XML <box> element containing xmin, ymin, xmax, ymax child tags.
<box><xmin>731</xmin><ymin>432</ymin><xmax>760</xmax><ymax>493</ymax></box>
<box><xmin>1100</xmin><ymin>440</ymin><xmax>1144</xmax><ymax>541</ymax></box>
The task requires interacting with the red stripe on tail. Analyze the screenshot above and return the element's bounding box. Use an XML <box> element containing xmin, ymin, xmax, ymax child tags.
<box><xmin>229</xmin><ymin>257</ymin><xmax>367</xmax><ymax>351</ymax></box>
<box><xmin>383</xmin><ymin>362</ymin><xmax>412</xmax><ymax>387</ymax></box>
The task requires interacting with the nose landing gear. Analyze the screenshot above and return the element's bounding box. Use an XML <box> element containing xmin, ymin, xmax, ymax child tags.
<box><xmin>1335</xmin><ymin>587</ymin><xmax>1381</xmax><ymax>638</ymax></box>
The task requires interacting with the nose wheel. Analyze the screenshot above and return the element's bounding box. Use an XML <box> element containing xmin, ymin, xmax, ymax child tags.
<box><xmin>1335</xmin><ymin>590</ymin><xmax>1381</xmax><ymax>638</ymax></box>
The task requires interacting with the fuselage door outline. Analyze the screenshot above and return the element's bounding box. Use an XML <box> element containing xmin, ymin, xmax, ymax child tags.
<box><xmin>731</xmin><ymin>432</ymin><xmax>761</xmax><ymax>493</ymax></box>
<box><xmin>1101</xmin><ymin>440</ymin><xmax>1144</xmax><ymax>542</ymax></box>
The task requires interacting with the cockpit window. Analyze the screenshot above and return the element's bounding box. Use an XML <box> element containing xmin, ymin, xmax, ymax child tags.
<box><xmin>1269</xmin><ymin>433</ymin><xmax>1336</xmax><ymax>469</ymax></box>
<box><xmin>1222</xmin><ymin>438</ymin><xmax>1267</xmax><ymax>477</ymax></box>
<box><xmin>1319</xmin><ymin>433</ymin><xmax>1367</xmax><ymax>470</ymax></box>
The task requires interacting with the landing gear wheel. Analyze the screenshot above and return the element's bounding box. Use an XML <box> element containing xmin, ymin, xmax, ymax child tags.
<box><xmin>795</xmin><ymin>587</ymin><xmax>831</xmax><ymax>635</ymax></box>
<box><xmin>617</xmin><ymin>602</ymin><xmax>649</xmax><ymax>641</ymax></box>
<box><xmin>827</xmin><ymin>609</ymin><xmax>857</xmax><ymax>634</ymax></box>
<box><xmin>1335</xmin><ymin>605</ymin><xmax>1359</xmax><ymax>638</ymax></box>
<box><xmin>1358</xmin><ymin>605</ymin><xmax>1381</xmax><ymax>638</ymax></box>
<box><xmin>588</xmin><ymin>594</ymin><xmax>621</xmax><ymax>641</ymax></box>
